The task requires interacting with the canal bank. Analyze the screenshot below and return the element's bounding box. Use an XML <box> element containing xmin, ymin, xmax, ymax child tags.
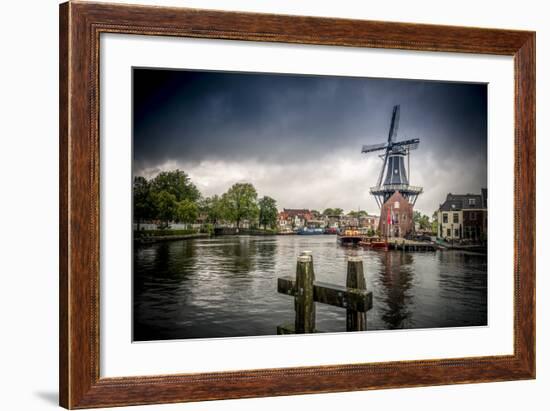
<box><xmin>135</xmin><ymin>228</ymin><xmax>298</xmax><ymax>244</ymax></box>
<box><xmin>134</xmin><ymin>232</ymin><xmax>210</xmax><ymax>244</ymax></box>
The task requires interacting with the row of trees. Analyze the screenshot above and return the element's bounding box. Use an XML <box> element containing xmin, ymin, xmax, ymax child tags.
<box><xmin>133</xmin><ymin>170</ymin><xmax>279</xmax><ymax>230</ymax></box>
<box><xmin>134</xmin><ymin>169</ymin><xmax>438</xmax><ymax>233</ymax></box>
<box><xmin>197</xmin><ymin>183</ymin><xmax>278</xmax><ymax>229</ymax></box>
<box><xmin>321</xmin><ymin>209</ymin><xmax>375</xmax><ymax>218</ymax></box>
<box><xmin>296</xmin><ymin>208</ymin><xmax>369</xmax><ymax>218</ymax></box>
<box><xmin>134</xmin><ymin>170</ymin><xmax>201</xmax><ymax>230</ymax></box>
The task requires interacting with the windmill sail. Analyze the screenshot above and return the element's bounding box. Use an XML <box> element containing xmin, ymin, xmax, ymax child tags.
<box><xmin>361</xmin><ymin>142</ymin><xmax>387</xmax><ymax>153</ymax></box>
<box><xmin>387</xmin><ymin>105</ymin><xmax>400</xmax><ymax>143</ymax></box>
<box><xmin>392</xmin><ymin>137</ymin><xmax>420</xmax><ymax>151</ymax></box>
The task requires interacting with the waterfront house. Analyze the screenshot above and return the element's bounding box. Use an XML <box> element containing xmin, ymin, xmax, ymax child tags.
<box><xmin>277</xmin><ymin>209</ymin><xmax>314</xmax><ymax>230</ymax></box>
<box><xmin>341</xmin><ymin>215</ymin><xmax>359</xmax><ymax>227</ymax></box>
<box><xmin>437</xmin><ymin>189</ymin><xmax>487</xmax><ymax>243</ymax></box>
<box><xmin>322</xmin><ymin>214</ymin><xmax>342</xmax><ymax>229</ymax></box>
<box><xmin>359</xmin><ymin>214</ymin><xmax>379</xmax><ymax>231</ymax></box>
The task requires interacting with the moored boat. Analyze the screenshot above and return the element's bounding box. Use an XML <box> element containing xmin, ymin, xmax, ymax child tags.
<box><xmin>359</xmin><ymin>236</ymin><xmax>389</xmax><ymax>251</ymax></box>
<box><xmin>297</xmin><ymin>227</ymin><xmax>324</xmax><ymax>235</ymax></box>
<box><xmin>337</xmin><ymin>227</ymin><xmax>363</xmax><ymax>245</ymax></box>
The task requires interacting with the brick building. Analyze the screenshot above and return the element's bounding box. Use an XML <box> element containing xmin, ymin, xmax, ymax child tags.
<box><xmin>277</xmin><ymin>209</ymin><xmax>314</xmax><ymax>229</ymax></box>
<box><xmin>378</xmin><ymin>191</ymin><xmax>414</xmax><ymax>238</ymax></box>
<box><xmin>359</xmin><ymin>214</ymin><xmax>380</xmax><ymax>231</ymax></box>
<box><xmin>437</xmin><ymin>189</ymin><xmax>487</xmax><ymax>242</ymax></box>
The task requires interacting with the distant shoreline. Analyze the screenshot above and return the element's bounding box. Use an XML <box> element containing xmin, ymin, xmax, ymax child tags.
<box><xmin>133</xmin><ymin>229</ymin><xmax>283</xmax><ymax>244</ymax></box>
<box><xmin>134</xmin><ymin>232</ymin><xmax>209</xmax><ymax>244</ymax></box>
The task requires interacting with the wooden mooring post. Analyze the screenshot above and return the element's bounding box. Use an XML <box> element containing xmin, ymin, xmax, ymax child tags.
<box><xmin>277</xmin><ymin>253</ymin><xmax>373</xmax><ymax>334</ymax></box>
<box><xmin>346</xmin><ymin>256</ymin><xmax>367</xmax><ymax>331</ymax></box>
<box><xmin>294</xmin><ymin>254</ymin><xmax>316</xmax><ymax>333</ymax></box>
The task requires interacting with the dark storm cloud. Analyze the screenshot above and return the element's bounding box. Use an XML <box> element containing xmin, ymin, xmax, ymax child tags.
<box><xmin>133</xmin><ymin>68</ymin><xmax>487</xmax><ymax>215</ymax></box>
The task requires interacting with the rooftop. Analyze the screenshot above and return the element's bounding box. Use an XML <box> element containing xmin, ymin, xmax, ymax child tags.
<box><xmin>438</xmin><ymin>189</ymin><xmax>487</xmax><ymax>211</ymax></box>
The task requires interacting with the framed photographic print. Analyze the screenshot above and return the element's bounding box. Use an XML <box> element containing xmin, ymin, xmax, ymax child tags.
<box><xmin>59</xmin><ymin>1</ymin><xmax>535</xmax><ymax>409</ymax></box>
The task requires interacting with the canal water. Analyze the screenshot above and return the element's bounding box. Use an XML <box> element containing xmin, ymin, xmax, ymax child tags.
<box><xmin>133</xmin><ymin>235</ymin><xmax>487</xmax><ymax>341</ymax></box>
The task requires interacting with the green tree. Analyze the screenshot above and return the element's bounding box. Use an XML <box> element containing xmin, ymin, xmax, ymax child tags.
<box><xmin>420</xmin><ymin>215</ymin><xmax>430</xmax><ymax>230</ymax></box>
<box><xmin>323</xmin><ymin>208</ymin><xmax>343</xmax><ymax>216</ymax></box>
<box><xmin>150</xmin><ymin>169</ymin><xmax>200</xmax><ymax>202</ymax></box>
<box><xmin>152</xmin><ymin>190</ymin><xmax>177</xmax><ymax>228</ymax></box>
<box><xmin>133</xmin><ymin>176</ymin><xmax>154</xmax><ymax>230</ymax></box>
<box><xmin>258</xmin><ymin>196</ymin><xmax>278</xmax><ymax>230</ymax></box>
<box><xmin>347</xmin><ymin>210</ymin><xmax>358</xmax><ymax>218</ymax></box>
<box><xmin>175</xmin><ymin>198</ymin><xmax>199</xmax><ymax>227</ymax></box>
<box><xmin>222</xmin><ymin>183</ymin><xmax>259</xmax><ymax>229</ymax></box>
<box><xmin>200</xmin><ymin>195</ymin><xmax>225</xmax><ymax>225</ymax></box>
<box><xmin>413</xmin><ymin>211</ymin><xmax>431</xmax><ymax>230</ymax></box>
<box><xmin>431</xmin><ymin>211</ymin><xmax>439</xmax><ymax>235</ymax></box>
<box><xmin>347</xmin><ymin>210</ymin><xmax>367</xmax><ymax>218</ymax></box>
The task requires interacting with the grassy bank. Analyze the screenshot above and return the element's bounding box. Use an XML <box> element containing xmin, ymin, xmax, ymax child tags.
<box><xmin>241</xmin><ymin>228</ymin><xmax>278</xmax><ymax>235</ymax></box>
<box><xmin>134</xmin><ymin>229</ymin><xmax>198</xmax><ymax>238</ymax></box>
<box><xmin>134</xmin><ymin>229</ymin><xmax>211</xmax><ymax>244</ymax></box>
<box><xmin>134</xmin><ymin>227</ymin><xmax>279</xmax><ymax>244</ymax></box>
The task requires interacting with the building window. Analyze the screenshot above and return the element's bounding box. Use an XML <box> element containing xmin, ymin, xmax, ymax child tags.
<box><xmin>469</xmin><ymin>198</ymin><xmax>475</xmax><ymax>206</ymax></box>
<box><xmin>443</xmin><ymin>213</ymin><xmax>448</xmax><ymax>223</ymax></box>
<box><xmin>394</xmin><ymin>201</ymin><xmax>400</xmax><ymax>209</ymax></box>
<box><xmin>403</xmin><ymin>214</ymin><xmax>406</xmax><ymax>221</ymax></box>
<box><xmin>447</xmin><ymin>228</ymin><xmax>451</xmax><ymax>237</ymax></box>
<box><xmin>453</xmin><ymin>213</ymin><xmax>459</xmax><ymax>223</ymax></box>
<box><xmin>454</xmin><ymin>228</ymin><xmax>459</xmax><ymax>237</ymax></box>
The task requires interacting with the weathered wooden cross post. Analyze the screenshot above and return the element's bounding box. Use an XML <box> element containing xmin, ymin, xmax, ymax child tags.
<box><xmin>346</xmin><ymin>256</ymin><xmax>367</xmax><ymax>331</ymax></box>
<box><xmin>294</xmin><ymin>254</ymin><xmax>315</xmax><ymax>333</ymax></box>
<box><xmin>277</xmin><ymin>253</ymin><xmax>372</xmax><ymax>334</ymax></box>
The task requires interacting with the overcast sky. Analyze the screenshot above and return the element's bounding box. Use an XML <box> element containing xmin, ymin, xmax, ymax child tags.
<box><xmin>133</xmin><ymin>68</ymin><xmax>487</xmax><ymax>216</ymax></box>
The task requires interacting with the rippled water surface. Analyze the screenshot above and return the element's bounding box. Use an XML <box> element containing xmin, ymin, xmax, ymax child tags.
<box><xmin>133</xmin><ymin>235</ymin><xmax>487</xmax><ymax>341</ymax></box>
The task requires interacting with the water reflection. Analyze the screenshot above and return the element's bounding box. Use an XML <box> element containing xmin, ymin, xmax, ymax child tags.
<box><xmin>133</xmin><ymin>236</ymin><xmax>487</xmax><ymax>341</ymax></box>
<box><xmin>376</xmin><ymin>252</ymin><xmax>415</xmax><ymax>329</ymax></box>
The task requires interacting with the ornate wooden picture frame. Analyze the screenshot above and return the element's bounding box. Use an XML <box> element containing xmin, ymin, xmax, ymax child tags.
<box><xmin>59</xmin><ymin>1</ymin><xmax>535</xmax><ymax>408</ymax></box>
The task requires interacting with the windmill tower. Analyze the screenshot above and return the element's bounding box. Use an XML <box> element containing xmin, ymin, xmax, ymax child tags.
<box><xmin>361</xmin><ymin>105</ymin><xmax>423</xmax><ymax>208</ymax></box>
<box><xmin>362</xmin><ymin>105</ymin><xmax>422</xmax><ymax>238</ymax></box>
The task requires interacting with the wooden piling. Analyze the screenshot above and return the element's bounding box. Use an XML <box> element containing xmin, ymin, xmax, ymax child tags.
<box><xmin>295</xmin><ymin>255</ymin><xmax>315</xmax><ymax>333</ymax></box>
<box><xmin>346</xmin><ymin>256</ymin><xmax>367</xmax><ymax>331</ymax></box>
<box><xmin>277</xmin><ymin>252</ymin><xmax>373</xmax><ymax>334</ymax></box>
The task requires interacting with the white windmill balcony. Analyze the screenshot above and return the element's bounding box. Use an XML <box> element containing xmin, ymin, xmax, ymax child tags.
<box><xmin>370</xmin><ymin>184</ymin><xmax>423</xmax><ymax>194</ymax></box>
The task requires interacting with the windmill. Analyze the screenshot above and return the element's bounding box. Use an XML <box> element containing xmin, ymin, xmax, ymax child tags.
<box><xmin>362</xmin><ymin>105</ymin><xmax>423</xmax><ymax>208</ymax></box>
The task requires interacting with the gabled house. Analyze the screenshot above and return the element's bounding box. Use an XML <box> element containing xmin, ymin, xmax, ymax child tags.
<box><xmin>277</xmin><ymin>209</ymin><xmax>314</xmax><ymax>230</ymax></box>
<box><xmin>437</xmin><ymin>189</ymin><xmax>487</xmax><ymax>242</ymax></box>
